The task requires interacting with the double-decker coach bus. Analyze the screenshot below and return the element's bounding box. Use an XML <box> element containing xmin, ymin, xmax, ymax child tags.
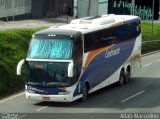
<box><xmin>17</xmin><ymin>14</ymin><xmax>141</xmax><ymax>102</ymax></box>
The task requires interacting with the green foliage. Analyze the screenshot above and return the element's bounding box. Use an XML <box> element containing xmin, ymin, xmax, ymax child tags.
<box><xmin>0</xmin><ymin>28</ymin><xmax>45</xmax><ymax>96</ymax></box>
<box><xmin>142</xmin><ymin>43</ymin><xmax>160</xmax><ymax>54</ymax></box>
<box><xmin>142</xmin><ymin>22</ymin><xmax>160</xmax><ymax>41</ymax></box>
<box><xmin>142</xmin><ymin>22</ymin><xmax>160</xmax><ymax>54</ymax></box>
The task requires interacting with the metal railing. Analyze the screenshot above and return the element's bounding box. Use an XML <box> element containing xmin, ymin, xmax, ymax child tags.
<box><xmin>142</xmin><ymin>40</ymin><xmax>160</xmax><ymax>45</ymax></box>
<box><xmin>142</xmin><ymin>40</ymin><xmax>160</xmax><ymax>54</ymax></box>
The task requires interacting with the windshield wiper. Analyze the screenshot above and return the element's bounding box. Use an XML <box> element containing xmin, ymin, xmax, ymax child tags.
<box><xmin>27</xmin><ymin>82</ymin><xmax>40</xmax><ymax>85</ymax></box>
<box><xmin>47</xmin><ymin>82</ymin><xmax>69</xmax><ymax>86</ymax></box>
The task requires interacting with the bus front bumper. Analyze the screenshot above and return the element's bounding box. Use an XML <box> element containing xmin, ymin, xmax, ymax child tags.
<box><xmin>25</xmin><ymin>91</ymin><xmax>81</xmax><ymax>102</ymax></box>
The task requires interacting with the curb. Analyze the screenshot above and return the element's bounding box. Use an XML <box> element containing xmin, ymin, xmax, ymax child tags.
<box><xmin>142</xmin><ymin>50</ymin><xmax>160</xmax><ymax>57</ymax></box>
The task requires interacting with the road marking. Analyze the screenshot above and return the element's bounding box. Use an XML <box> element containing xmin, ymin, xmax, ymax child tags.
<box><xmin>36</xmin><ymin>106</ymin><xmax>48</xmax><ymax>112</ymax></box>
<box><xmin>143</xmin><ymin>63</ymin><xmax>152</xmax><ymax>67</ymax></box>
<box><xmin>18</xmin><ymin>115</ymin><xmax>26</xmax><ymax>119</ymax></box>
<box><xmin>121</xmin><ymin>90</ymin><xmax>145</xmax><ymax>103</ymax></box>
<box><xmin>0</xmin><ymin>92</ymin><xmax>25</xmax><ymax>104</ymax></box>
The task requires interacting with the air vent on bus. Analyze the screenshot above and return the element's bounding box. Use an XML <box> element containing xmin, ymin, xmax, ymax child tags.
<box><xmin>80</xmin><ymin>19</ymin><xmax>92</xmax><ymax>24</ymax></box>
<box><xmin>49</xmin><ymin>26</ymin><xmax>59</xmax><ymax>29</ymax></box>
<box><xmin>80</xmin><ymin>16</ymin><xmax>101</xmax><ymax>24</ymax></box>
<box><xmin>70</xmin><ymin>15</ymin><xmax>115</xmax><ymax>25</ymax></box>
<box><xmin>81</xmin><ymin>16</ymin><xmax>100</xmax><ymax>20</ymax></box>
<box><xmin>101</xmin><ymin>14</ymin><xmax>115</xmax><ymax>17</ymax></box>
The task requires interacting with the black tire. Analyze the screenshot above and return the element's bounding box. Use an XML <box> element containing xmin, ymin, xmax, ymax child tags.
<box><xmin>118</xmin><ymin>69</ymin><xmax>125</xmax><ymax>86</ymax></box>
<box><xmin>125</xmin><ymin>68</ymin><xmax>131</xmax><ymax>83</ymax></box>
<box><xmin>80</xmin><ymin>84</ymin><xmax>88</xmax><ymax>101</ymax></box>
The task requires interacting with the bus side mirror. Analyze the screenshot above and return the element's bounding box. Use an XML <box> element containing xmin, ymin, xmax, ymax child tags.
<box><xmin>68</xmin><ymin>61</ymin><xmax>74</xmax><ymax>77</ymax></box>
<box><xmin>17</xmin><ymin>59</ymin><xmax>25</xmax><ymax>75</ymax></box>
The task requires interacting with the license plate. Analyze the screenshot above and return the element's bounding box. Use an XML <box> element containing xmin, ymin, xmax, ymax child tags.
<box><xmin>42</xmin><ymin>97</ymin><xmax>50</xmax><ymax>101</ymax></box>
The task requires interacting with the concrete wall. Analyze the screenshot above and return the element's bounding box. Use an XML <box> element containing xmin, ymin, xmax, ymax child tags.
<box><xmin>98</xmin><ymin>0</ymin><xmax>108</xmax><ymax>16</ymax></box>
<box><xmin>31</xmin><ymin>0</ymin><xmax>44</xmax><ymax>18</ymax></box>
<box><xmin>0</xmin><ymin>0</ymin><xmax>31</xmax><ymax>19</ymax></box>
<box><xmin>77</xmin><ymin>0</ymin><xmax>99</xmax><ymax>18</ymax></box>
<box><xmin>77</xmin><ymin>0</ymin><xmax>88</xmax><ymax>17</ymax></box>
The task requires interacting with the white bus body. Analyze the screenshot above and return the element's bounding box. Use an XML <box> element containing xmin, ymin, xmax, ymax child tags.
<box><xmin>17</xmin><ymin>14</ymin><xmax>141</xmax><ymax>102</ymax></box>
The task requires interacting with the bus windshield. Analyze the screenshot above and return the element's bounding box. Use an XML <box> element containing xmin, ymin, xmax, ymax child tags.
<box><xmin>27</xmin><ymin>38</ymin><xmax>73</xmax><ymax>60</ymax></box>
<box><xmin>26</xmin><ymin>62</ymin><xmax>77</xmax><ymax>87</ymax></box>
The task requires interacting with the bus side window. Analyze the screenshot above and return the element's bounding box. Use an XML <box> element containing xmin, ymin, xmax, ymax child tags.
<box><xmin>74</xmin><ymin>36</ymin><xmax>83</xmax><ymax>60</ymax></box>
<box><xmin>84</xmin><ymin>32</ymin><xmax>99</xmax><ymax>53</ymax></box>
<box><xmin>112</xmin><ymin>23</ymin><xmax>140</xmax><ymax>41</ymax></box>
<box><xmin>99</xmin><ymin>37</ymin><xmax>116</xmax><ymax>48</ymax></box>
<box><xmin>98</xmin><ymin>28</ymin><xmax>115</xmax><ymax>48</ymax></box>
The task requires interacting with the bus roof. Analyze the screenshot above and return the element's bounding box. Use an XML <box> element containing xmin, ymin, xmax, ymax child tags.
<box><xmin>36</xmin><ymin>14</ymin><xmax>140</xmax><ymax>36</ymax></box>
<box><xmin>34</xmin><ymin>28</ymin><xmax>81</xmax><ymax>37</ymax></box>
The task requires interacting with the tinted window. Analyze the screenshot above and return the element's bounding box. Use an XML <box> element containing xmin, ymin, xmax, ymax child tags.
<box><xmin>99</xmin><ymin>28</ymin><xmax>115</xmax><ymax>48</ymax></box>
<box><xmin>112</xmin><ymin>22</ymin><xmax>141</xmax><ymax>41</ymax></box>
<box><xmin>84</xmin><ymin>32</ymin><xmax>99</xmax><ymax>53</ymax></box>
<box><xmin>83</xmin><ymin>20</ymin><xmax>141</xmax><ymax>52</ymax></box>
<box><xmin>74</xmin><ymin>36</ymin><xmax>83</xmax><ymax>59</ymax></box>
<box><xmin>84</xmin><ymin>29</ymin><xmax>116</xmax><ymax>52</ymax></box>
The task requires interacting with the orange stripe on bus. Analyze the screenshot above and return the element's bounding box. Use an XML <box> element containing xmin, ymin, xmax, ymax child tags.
<box><xmin>111</xmin><ymin>21</ymin><xmax>123</xmax><ymax>27</ymax></box>
<box><xmin>84</xmin><ymin>45</ymin><xmax>113</xmax><ymax>69</ymax></box>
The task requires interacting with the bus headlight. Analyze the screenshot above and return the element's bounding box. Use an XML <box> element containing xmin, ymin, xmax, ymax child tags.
<box><xmin>58</xmin><ymin>91</ymin><xmax>70</xmax><ymax>95</ymax></box>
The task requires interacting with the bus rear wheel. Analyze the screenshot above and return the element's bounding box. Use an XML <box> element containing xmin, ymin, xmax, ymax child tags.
<box><xmin>118</xmin><ymin>69</ymin><xmax>125</xmax><ymax>86</ymax></box>
<box><xmin>125</xmin><ymin>68</ymin><xmax>131</xmax><ymax>83</ymax></box>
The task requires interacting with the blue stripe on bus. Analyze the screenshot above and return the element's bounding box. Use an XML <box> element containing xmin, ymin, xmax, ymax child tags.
<box><xmin>26</xmin><ymin>85</ymin><xmax>66</xmax><ymax>95</ymax></box>
<box><xmin>73</xmin><ymin>39</ymin><xmax>135</xmax><ymax>96</ymax></box>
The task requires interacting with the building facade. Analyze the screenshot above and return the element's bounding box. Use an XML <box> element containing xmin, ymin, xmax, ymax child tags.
<box><xmin>0</xmin><ymin>0</ymin><xmax>73</xmax><ymax>20</ymax></box>
<box><xmin>0</xmin><ymin>0</ymin><xmax>159</xmax><ymax>20</ymax></box>
<box><xmin>0</xmin><ymin>0</ymin><xmax>31</xmax><ymax>20</ymax></box>
<box><xmin>77</xmin><ymin>0</ymin><xmax>160</xmax><ymax>20</ymax></box>
<box><xmin>76</xmin><ymin>0</ymin><xmax>108</xmax><ymax>18</ymax></box>
<box><xmin>32</xmin><ymin>0</ymin><xmax>73</xmax><ymax>18</ymax></box>
<box><xmin>108</xmin><ymin>0</ymin><xmax>159</xmax><ymax>20</ymax></box>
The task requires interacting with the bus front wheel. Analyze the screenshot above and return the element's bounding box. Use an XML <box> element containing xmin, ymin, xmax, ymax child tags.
<box><xmin>80</xmin><ymin>84</ymin><xmax>88</xmax><ymax>101</ymax></box>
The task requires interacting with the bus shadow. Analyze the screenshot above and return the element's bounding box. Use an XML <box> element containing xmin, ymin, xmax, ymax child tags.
<box><xmin>35</xmin><ymin>77</ymin><xmax>160</xmax><ymax>109</ymax></box>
